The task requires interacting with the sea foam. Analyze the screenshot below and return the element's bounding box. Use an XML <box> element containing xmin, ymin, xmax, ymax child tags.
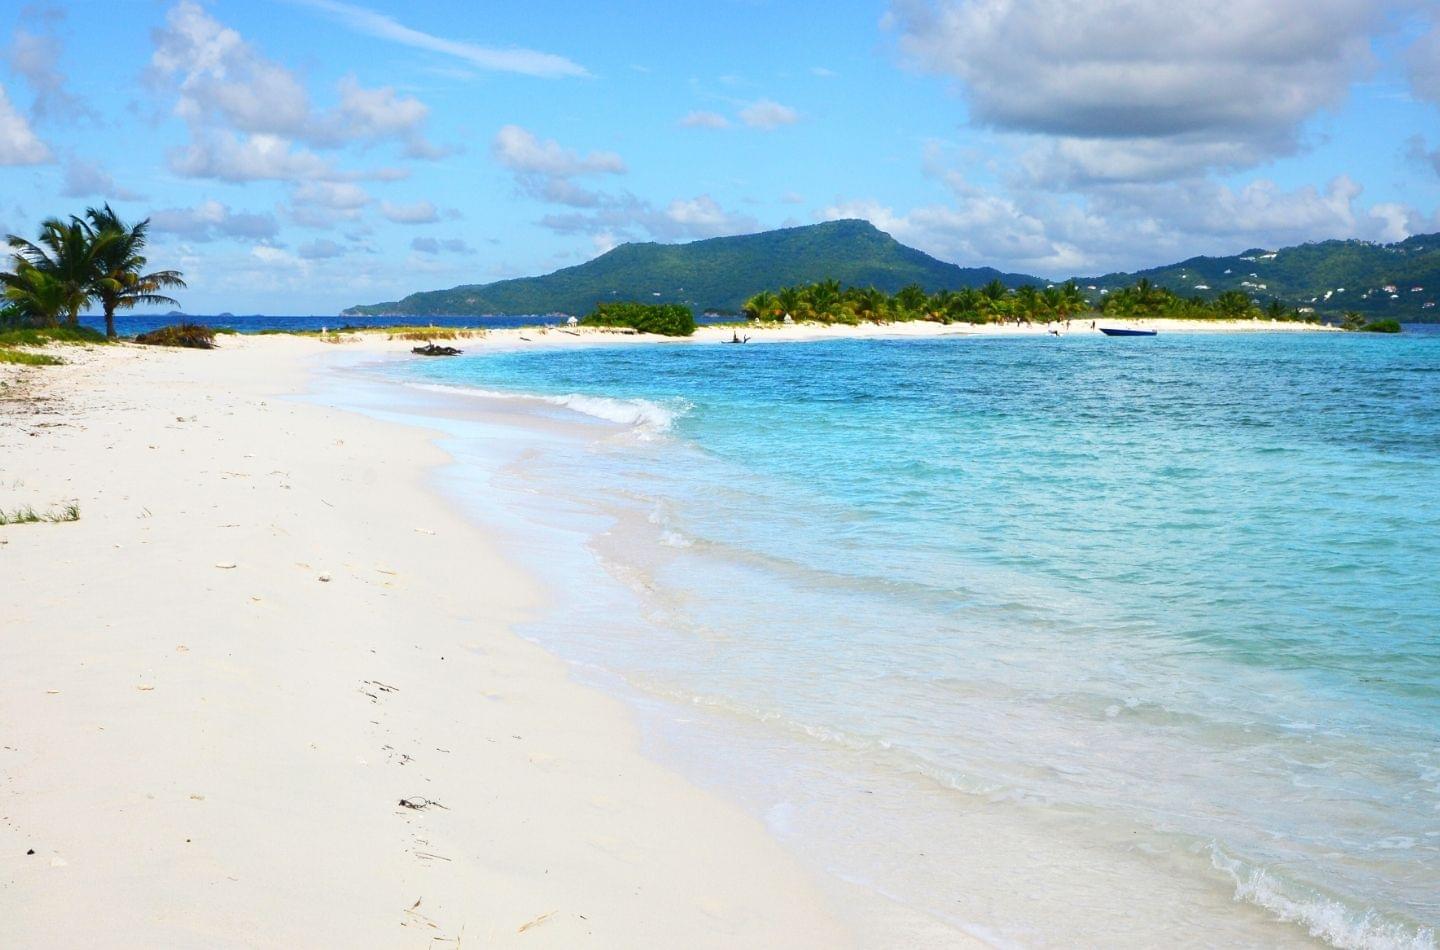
<box><xmin>409</xmin><ymin>381</ymin><xmax>684</xmax><ymax>432</ymax></box>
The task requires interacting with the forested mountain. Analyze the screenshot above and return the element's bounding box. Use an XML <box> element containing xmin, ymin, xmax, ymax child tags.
<box><xmin>345</xmin><ymin>221</ymin><xmax>1440</xmax><ymax>321</ymax></box>
<box><xmin>342</xmin><ymin>220</ymin><xmax>1040</xmax><ymax>316</ymax></box>
<box><xmin>1082</xmin><ymin>234</ymin><xmax>1440</xmax><ymax>320</ymax></box>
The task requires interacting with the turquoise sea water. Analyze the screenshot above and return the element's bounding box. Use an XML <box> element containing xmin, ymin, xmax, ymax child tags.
<box><xmin>380</xmin><ymin>330</ymin><xmax>1439</xmax><ymax>947</ymax></box>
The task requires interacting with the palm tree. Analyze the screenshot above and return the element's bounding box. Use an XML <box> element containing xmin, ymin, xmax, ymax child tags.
<box><xmin>1213</xmin><ymin>290</ymin><xmax>1256</xmax><ymax>320</ymax></box>
<box><xmin>5</xmin><ymin>217</ymin><xmax>115</xmax><ymax>327</ymax></box>
<box><xmin>853</xmin><ymin>286</ymin><xmax>889</xmax><ymax>322</ymax></box>
<box><xmin>1</xmin><ymin>262</ymin><xmax>89</xmax><ymax>326</ymax></box>
<box><xmin>805</xmin><ymin>279</ymin><xmax>842</xmax><ymax>319</ymax></box>
<box><xmin>743</xmin><ymin>289</ymin><xmax>779</xmax><ymax>321</ymax></box>
<box><xmin>776</xmin><ymin>286</ymin><xmax>804</xmax><ymax>319</ymax></box>
<box><xmin>928</xmin><ymin>289</ymin><xmax>958</xmax><ymax>322</ymax></box>
<box><xmin>1058</xmin><ymin>280</ymin><xmax>1087</xmax><ymax>317</ymax></box>
<box><xmin>1014</xmin><ymin>284</ymin><xmax>1042</xmax><ymax>322</ymax></box>
<box><xmin>952</xmin><ymin>287</ymin><xmax>983</xmax><ymax>323</ymax></box>
<box><xmin>894</xmin><ymin>283</ymin><xmax>928</xmax><ymax>316</ymax></box>
<box><xmin>84</xmin><ymin>205</ymin><xmax>186</xmax><ymax>339</ymax></box>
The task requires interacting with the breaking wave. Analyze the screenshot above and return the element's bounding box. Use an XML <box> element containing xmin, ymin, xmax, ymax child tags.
<box><xmin>409</xmin><ymin>382</ymin><xmax>685</xmax><ymax>433</ymax></box>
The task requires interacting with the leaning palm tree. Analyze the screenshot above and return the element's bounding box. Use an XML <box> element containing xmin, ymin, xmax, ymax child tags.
<box><xmin>5</xmin><ymin>217</ymin><xmax>115</xmax><ymax>327</ymax></box>
<box><xmin>84</xmin><ymin>205</ymin><xmax>186</xmax><ymax>339</ymax></box>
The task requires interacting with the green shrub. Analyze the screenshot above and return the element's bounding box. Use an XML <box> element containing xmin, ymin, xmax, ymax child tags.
<box><xmin>580</xmin><ymin>302</ymin><xmax>695</xmax><ymax>337</ymax></box>
<box><xmin>1360</xmin><ymin>320</ymin><xmax>1402</xmax><ymax>334</ymax></box>
<box><xmin>134</xmin><ymin>323</ymin><xmax>219</xmax><ymax>349</ymax></box>
<box><xmin>0</xmin><ymin>325</ymin><xmax>108</xmax><ymax>347</ymax></box>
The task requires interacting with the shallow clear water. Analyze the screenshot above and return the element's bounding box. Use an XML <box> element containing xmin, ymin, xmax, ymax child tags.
<box><xmin>384</xmin><ymin>330</ymin><xmax>1440</xmax><ymax>947</ymax></box>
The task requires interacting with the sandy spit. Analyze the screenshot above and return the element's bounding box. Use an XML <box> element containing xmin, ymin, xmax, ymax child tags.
<box><xmin>0</xmin><ymin>334</ymin><xmax>855</xmax><ymax>949</ymax></box>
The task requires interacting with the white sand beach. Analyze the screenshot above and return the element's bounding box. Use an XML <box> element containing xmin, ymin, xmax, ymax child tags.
<box><xmin>0</xmin><ymin>334</ymin><xmax>862</xmax><ymax>949</ymax></box>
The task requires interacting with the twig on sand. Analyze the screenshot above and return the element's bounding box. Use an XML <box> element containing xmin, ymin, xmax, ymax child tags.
<box><xmin>517</xmin><ymin>911</ymin><xmax>556</xmax><ymax>934</ymax></box>
<box><xmin>399</xmin><ymin>796</ymin><xmax>448</xmax><ymax>811</ymax></box>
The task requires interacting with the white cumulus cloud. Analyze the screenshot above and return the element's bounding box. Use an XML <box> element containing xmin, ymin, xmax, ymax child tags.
<box><xmin>150</xmin><ymin>200</ymin><xmax>279</xmax><ymax>242</ymax></box>
<box><xmin>151</xmin><ymin>0</ymin><xmax>446</xmax><ymax>183</ymax></box>
<box><xmin>680</xmin><ymin>111</ymin><xmax>731</xmax><ymax>129</ymax></box>
<box><xmin>890</xmin><ymin>0</ymin><xmax>1399</xmax><ymax>180</ymax></box>
<box><xmin>6</xmin><ymin>6</ymin><xmax>93</xmax><ymax>123</ymax></box>
<box><xmin>739</xmin><ymin>99</ymin><xmax>799</xmax><ymax>129</ymax></box>
<box><xmin>61</xmin><ymin>158</ymin><xmax>144</xmax><ymax>200</ymax></box>
<box><xmin>0</xmin><ymin>84</ymin><xmax>51</xmax><ymax>165</ymax></box>
<box><xmin>492</xmin><ymin>125</ymin><xmax>626</xmax><ymax>208</ymax></box>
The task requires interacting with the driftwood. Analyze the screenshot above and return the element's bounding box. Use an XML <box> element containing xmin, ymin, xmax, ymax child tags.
<box><xmin>412</xmin><ymin>343</ymin><xmax>462</xmax><ymax>357</ymax></box>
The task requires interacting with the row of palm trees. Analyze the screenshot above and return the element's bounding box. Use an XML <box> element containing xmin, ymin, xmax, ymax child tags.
<box><xmin>1</xmin><ymin>206</ymin><xmax>185</xmax><ymax>338</ymax></box>
<box><xmin>1096</xmin><ymin>278</ymin><xmax>1302</xmax><ymax>321</ymax></box>
<box><xmin>744</xmin><ymin>279</ymin><xmax>1091</xmax><ymax>325</ymax></box>
<box><xmin>744</xmin><ymin>277</ymin><xmax>1311</xmax><ymax>325</ymax></box>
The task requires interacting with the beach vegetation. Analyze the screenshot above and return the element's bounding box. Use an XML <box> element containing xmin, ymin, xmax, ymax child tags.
<box><xmin>385</xmin><ymin>326</ymin><xmax>484</xmax><ymax>341</ymax></box>
<box><xmin>2</xmin><ymin>206</ymin><xmax>185</xmax><ymax>336</ymax></box>
<box><xmin>134</xmin><ymin>322</ymin><xmax>218</xmax><ymax>349</ymax></box>
<box><xmin>1359</xmin><ymin>319</ymin><xmax>1402</xmax><ymax>333</ymax></box>
<box><xmin>581</xmin><ymin>301</ymin><xmax>696</xmax><ymax>336</ymax></box>
<box><xmin>83</xmin><ymin>205</ymin><xmax>187</xmax><ymax>339</ymax></box>
<box><xmin>0</xmin><ymin>348</ymin><xmax>63</xmax><ymax>366</ymax></box>
<box><xmin>0</xmin><ymin>503</ymin><xmax>79</xmax><ymax>524</ymax></box>
<box><xmin>740</xmin><ymin>276</ymin><xmax>1319</xmax><ymax>326</ymax></box>
<box><xmin>0</xmin><ymin>325</ymin><xmax>108</xmax><ymax>347</ymax></box>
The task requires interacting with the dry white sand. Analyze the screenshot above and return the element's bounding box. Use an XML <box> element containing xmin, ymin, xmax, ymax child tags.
<box><xmin>0</xmin><ymin>335</ymin><xmax>855</xmax><ymax>948</ymax></box>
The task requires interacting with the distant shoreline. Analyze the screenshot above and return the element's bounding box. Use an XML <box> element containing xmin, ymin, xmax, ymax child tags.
<box><xmin>316</xmin><ymin>316</ymin><xmax>1341</xmax><ymax>350</ymax></box>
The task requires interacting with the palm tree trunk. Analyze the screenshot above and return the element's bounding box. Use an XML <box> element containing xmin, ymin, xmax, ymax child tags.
<box><xmin>105</xmin><ymin>303</ymin><xmax>116</xmax><ymax>339</ymax></box>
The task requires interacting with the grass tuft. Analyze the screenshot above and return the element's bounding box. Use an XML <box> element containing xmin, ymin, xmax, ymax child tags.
<box><xmin>0</xmin><ymin>503</ymin><xmax>80</xmax><ymax>525</ymax></box>
<box><xmin>385</xmin><ymin>327</ymin><xmax>483</xmax><ymax>341</ymax></box>
<box><xmin>0</xmin><ymin>348</ymin><xmax>63</xmax><ymax>366</ymax></box>
<box><xmin>0</xmin><ymin>325</ymin><xmax>108</xmax><ymax>347</ymax></box>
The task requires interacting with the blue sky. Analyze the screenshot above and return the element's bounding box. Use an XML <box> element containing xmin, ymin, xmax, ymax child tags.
<box><xmin>1</xmin><ymin>0</ymin><xmax>1438</xmax><ymax>314</ymax></box>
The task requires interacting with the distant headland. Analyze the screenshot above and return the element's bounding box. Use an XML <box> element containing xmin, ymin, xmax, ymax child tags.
<box><xmin>342</xmin><ymin>219</ymin><xmax>1440</xmax><ymax>324</ymax></box>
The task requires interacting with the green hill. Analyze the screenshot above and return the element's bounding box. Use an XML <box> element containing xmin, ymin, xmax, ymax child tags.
<box><xmin>1083</xmin><ymin>234</ymin><xmax>1440</xmax><ymax>321</ymax></box>
<box><xmin>346</xmin><ymin>220</ymin><xmax>1440</xmax><ymax>322</ymax></box>
<box><xmin>342</xmin><ymin>219</ymin><xmax>1040</xmax><ymax>317</ymax></box>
